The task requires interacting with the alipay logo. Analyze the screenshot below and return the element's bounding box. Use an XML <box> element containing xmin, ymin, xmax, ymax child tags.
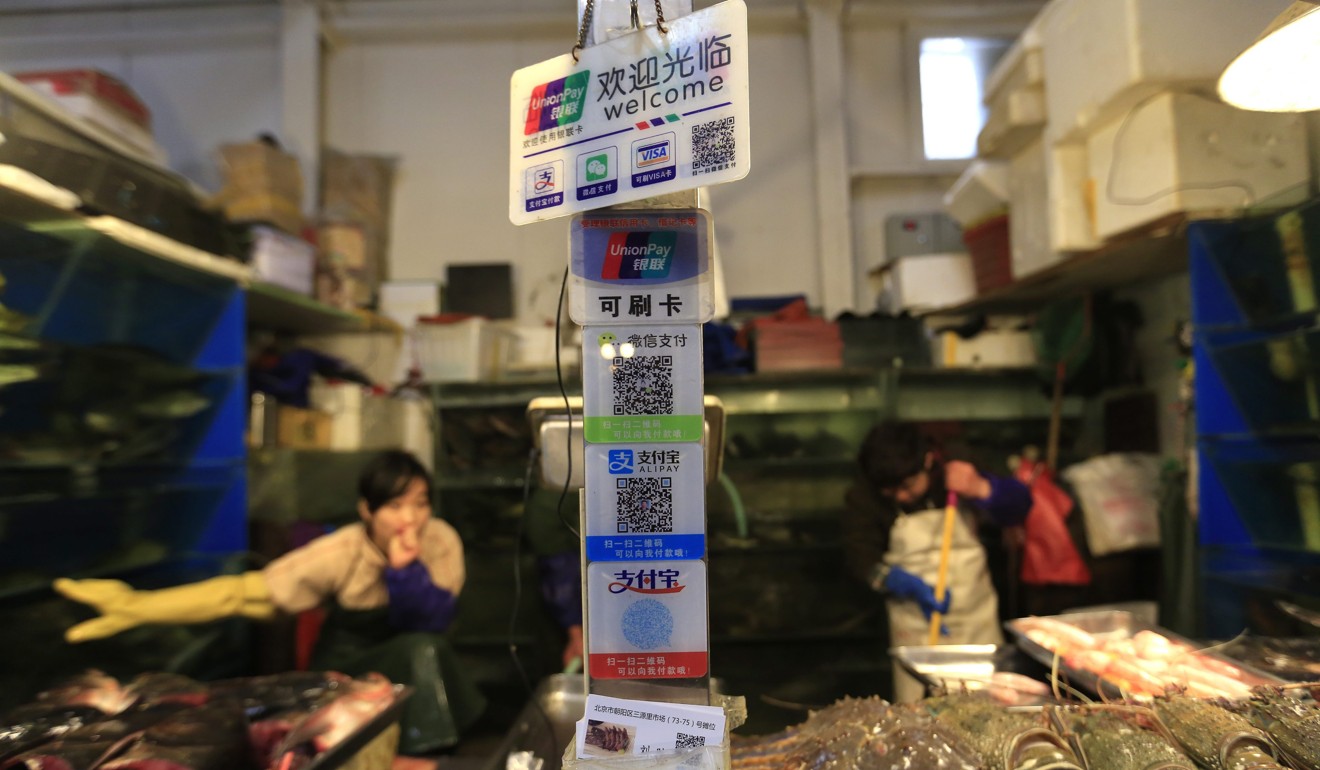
<box><xmin>608</xmin><ymin>449</ymin><xmax>635</xmax><ymax>474</ymax></box>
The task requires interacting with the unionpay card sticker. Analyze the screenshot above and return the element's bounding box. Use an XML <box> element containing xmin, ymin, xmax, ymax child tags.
<box><xmin>569</xmin><ymin>209</ymin><xmax>713</xmax><ymax>326</ymax></box>
<box><xmin>587</xmin><ymin>560</ymin><xmax>708</xmax><ymax>680</ymax></box>
<box><xmin>582</xmin><ymin>325</ymin><xmax>703</xmax><ymax>444</ymax></box>
<box><xmin>585</xmin><ymin>443</ymin><xmax>706</xmax><ymax>562</ymax></box>
<box><xmin>576</xmin><ymin>694</ymin><xmax>725</xmax><ymax>758</ymax></box>
<box><xmin>508</xmin><ymin>0</ymin><xmax>750</xmax><ymax>224</ymax></box>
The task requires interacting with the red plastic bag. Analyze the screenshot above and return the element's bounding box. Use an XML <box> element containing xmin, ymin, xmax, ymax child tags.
<box><xmin>1017</xmin><ymin>458</ymin><xmax>1091</xmax><ymax>586</ymax></box>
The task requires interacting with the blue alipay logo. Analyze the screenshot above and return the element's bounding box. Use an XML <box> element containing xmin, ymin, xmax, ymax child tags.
<box><xmin>608</xmin><ymin>450</ymin><xmax>634</xmax><ymax>474</ymax></box>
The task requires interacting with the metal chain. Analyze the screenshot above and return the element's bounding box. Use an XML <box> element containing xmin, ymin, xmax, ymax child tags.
<box><xmin>573</xmin><ymin>0</ymin><xmax>668</xmax><ymax>60</ymax></box>
<box><xmin>572</xmin><ymin>0</ymin><xmax>595</xmax><ymax>62</ymax></box>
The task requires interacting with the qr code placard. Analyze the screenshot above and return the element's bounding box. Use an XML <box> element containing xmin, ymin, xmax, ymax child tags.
<box><xmin>692</xmin><ymin>117</ymin><xmax>735</xmax><ymax>175</ymax></box>
<box><xmin>675</xmin><ymin>733</ymin><xmax>706</xmax><ymax>750</ymax></box>
<box><xmin>612</xmin><ymin>355</ymin><xmax>674</xmax><ymax>415</ymax></box>
<box><xmin>615</xmin><ymin>476</ymin><xmax>674</xmax><ymax>533</ymax></box>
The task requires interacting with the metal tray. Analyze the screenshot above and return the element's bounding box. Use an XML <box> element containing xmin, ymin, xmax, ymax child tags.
<box><xmin>891</xmin><ymin>644</ymin><xmax>1056</xmax><ymax>705</ymax></box>
<box><xmin>303</xmin><ymin>685</ymin><xmax>412</xmax><ymax>770</ymax></box>
<box><xmin>1005</xmin><ymin>611</ymin><xmax>1282</xmax><ymax>699</ymax></box>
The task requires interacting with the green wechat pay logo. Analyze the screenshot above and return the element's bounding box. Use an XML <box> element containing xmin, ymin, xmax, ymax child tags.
<box><xmin>585</xmin><ymin>153</ymin><xmax>610</xmax><ymax>182</ymax></box>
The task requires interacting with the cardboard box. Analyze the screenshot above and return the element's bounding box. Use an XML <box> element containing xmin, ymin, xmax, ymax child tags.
<box><xmin>217</xmin><ymin>142</ymin><xmax>305</xmax><ymax>235</ymax></box>
<box><xmin>277</xmin><ymin>407</ymin><xmax>333</xmax><ymax>449</ymax></box>
<box><xmin>250</xmin><ymin>226</ymin><xmax>315</xmax><ymax>295</ymax></box>
<box><xmin>318</xmin><ymin>222</ymin><xmax>371</xmax><ymax>307</ymax></box>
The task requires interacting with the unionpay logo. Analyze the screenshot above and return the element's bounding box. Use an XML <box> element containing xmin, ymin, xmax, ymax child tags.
<box><xmin>602</xmin><ymin>232</ymin><xmax>678</xmax><ymax>280</ymax></box>
<box><xmin>524</xmin><ymin>71</ymin><xmax>590</xmax><ymax>135</ymax></box>
<box><xmin>634</xmin><ymin>138</ymin><xmax>672</xmax><ymax>168</ymax></box>
<box><xmin>608</xmin><ymin>449</ymin><xmax>635</xmax><ymax>475</ymax></box>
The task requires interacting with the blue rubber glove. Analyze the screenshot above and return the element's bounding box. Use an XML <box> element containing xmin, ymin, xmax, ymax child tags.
<box><xmin>884</xmin><ymin>566</ymin><xmax>953</xmax><ymax>622</ymax></box>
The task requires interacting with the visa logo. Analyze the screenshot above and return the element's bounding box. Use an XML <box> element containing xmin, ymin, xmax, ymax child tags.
<box><xmin>635</xmin><ymin>141</ymin><xmax>671</xmax><ymax>168</ymax></box>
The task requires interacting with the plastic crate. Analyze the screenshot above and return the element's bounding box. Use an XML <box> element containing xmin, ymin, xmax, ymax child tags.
<box><xmin>963</xmin><ymin>214</ymin><xmax>1012</xmax><ymax>294</ymax></box>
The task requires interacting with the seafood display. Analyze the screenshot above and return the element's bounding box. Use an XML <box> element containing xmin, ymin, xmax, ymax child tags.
<box><xmin>1247</xmin><ymin>688</ymin><xmax>1320</xmax><ymax>770</ymax></box>
<box><xmin>1151</xmin><ymin>693</ymin><xmax>1287</xmax><ymax>770</ymax></box>
<box><xmin>926</xmin><ymin>695</ymin><xmax>1081</xmax><ymax>770</ymax></box>
<box><xmin>731</xmin><ymin>697</ymin><xmax>981</xmax><ymax>770</ymax></box>
<box><xmin>1011</xmin><ymin>616</ymin><xmax>1268</xmax><ymax>699</ymax></box>
<box><xmin>1049</xmin><ymin>709</ymin><xmax>1194</xmax><ymax>770</ymax></box>
<box><xmin>0</xmin><ymin>670</ymin><xmax>401</xmax><ymax>770</ymax></box>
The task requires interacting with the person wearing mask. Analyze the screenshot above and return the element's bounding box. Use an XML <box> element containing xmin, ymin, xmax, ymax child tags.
<box><xmin>843</xmin><ymin>423</ymin><xmax>1032</xmax><ymax>702</ymax></box>
<box><xmin>54</xmin><ymin>450</ymin><xmax>485</xmax><ymax>758</ymax></box>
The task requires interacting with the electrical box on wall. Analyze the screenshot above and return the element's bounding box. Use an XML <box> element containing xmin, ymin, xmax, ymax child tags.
<box><xmin>884</xmin><ymin>212</ymin><xmax>963</xmax><ymax>259</ymax></box>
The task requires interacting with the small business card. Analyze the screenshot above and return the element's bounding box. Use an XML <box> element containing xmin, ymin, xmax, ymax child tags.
<box><xmin>575</xmin><ymin>694</ymin><xmax>725</xmax><ymax>759</ymax></box>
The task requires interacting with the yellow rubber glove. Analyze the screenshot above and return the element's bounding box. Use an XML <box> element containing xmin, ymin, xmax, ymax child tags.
<box><xmin>54</xmin><ymin>571</ymin><xmax>277</xmax><ymax>643</ymax></box>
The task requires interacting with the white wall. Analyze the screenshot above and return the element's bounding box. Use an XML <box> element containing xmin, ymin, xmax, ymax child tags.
<box><xmin>325</xmin><ymin>13</ymin><xmax>820</xmax><ymax>321</ymax></box>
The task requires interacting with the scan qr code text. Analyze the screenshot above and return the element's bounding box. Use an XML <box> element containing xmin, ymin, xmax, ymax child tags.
<box><xmin>612</xmin><ymin>355</ymin><xmax>674</xmax><ymax>415</ymax></box>
<box><xmin>615</xmin><ymin>476</ymin><xmax>674</xmax><ymax>534</ymax></box>
<box><xmin>692</xmin><ymin>117</ymin><xmax>735</xmax><ymax>175</ymax></box>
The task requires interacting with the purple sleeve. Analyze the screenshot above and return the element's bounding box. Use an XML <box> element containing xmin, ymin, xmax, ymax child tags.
<box><xmin>538</xmin><ymin>552</ymin><xmax>583</xmax><ymax>629</ymax></box>
<box><xmin>978</xmin><ymin>473</ymin><xmax>1032</xmax><ymax>527</ymax></box>
<box><xmin>384</xmin><ymin>562</ymin><xmax>458</xmax><ymax>633</ymax></box>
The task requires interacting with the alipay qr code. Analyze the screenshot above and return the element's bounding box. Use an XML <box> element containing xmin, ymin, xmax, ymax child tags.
<box><xmin>692</xmin><ymin>117</ymin><xmax>735</xmax><ymax>175</ymax></box>
<box><xmin>674</xmin><ymin>733</ymin><xmax>706</xmax><ymax>750</ymax></box>
<box><xmin>615</xmin><ymin>477</ymin><xmax>675</xmax><ymax>533</ymax></box>
<box><xmin>612</xmin><ymin>355</ymin><xmax>674</xmax><ymax>415</ymax></box>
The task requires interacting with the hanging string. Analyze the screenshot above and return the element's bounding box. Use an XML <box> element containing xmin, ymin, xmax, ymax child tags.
<box><xmin>630</xmin><ymin>0</ymin><xmax>640</xmax><ymax>30</ymax></box>
<box><xmin>572</xmin><ymin>0</ymin><xmax>595</xmax><ymax>62</ymax></box>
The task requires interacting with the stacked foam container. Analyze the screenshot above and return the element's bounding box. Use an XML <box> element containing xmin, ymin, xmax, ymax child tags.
<box><xmin>947</xmin><ymin>0</ymin><xmax>1309</xmax><ymax>284</ymax></box>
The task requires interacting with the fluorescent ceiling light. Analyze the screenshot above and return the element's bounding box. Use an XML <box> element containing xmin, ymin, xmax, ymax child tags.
<box><xmin>1219</xmin><ymin>1</ymin><xmax>1320</xmax><ymax>112</ymax></box>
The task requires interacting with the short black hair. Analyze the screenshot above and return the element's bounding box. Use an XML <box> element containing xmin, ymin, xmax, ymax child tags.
<box><xmin>358</xmin><ymin>450</ymin><xmax>432</xmax><ymax>514</ymax></box>
<box><xmin>857</xmin><ymin>422</ymin><xmax>927</xmax><ymax>490</ymax></box>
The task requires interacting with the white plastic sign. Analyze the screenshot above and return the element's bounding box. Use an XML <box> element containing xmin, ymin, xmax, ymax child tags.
<box><xmin>585</xmin><ymin>443</ymin><xmax>706</xmax><ymax>562</ymax></box>
<box><xmin>508</xmin><ymin>0</ymin><xmax>750</xmax><ymax>225</ymax></box>
<box><xmin>587</xmin><ymin>560</ymin><xmax>708</xmax><ymax>680</ymax></box>
<box><xmin>575</xmin><ymin>695</ymin><xmax>725</xmax><ymax>758</ymax></box>
<box><xmin>570</xmin><ymin>209</ymin><xmax>713</xmax><ymax>326</ymax></box>
<box><xmin>582</xmin><ymin>324</ymin><xmax>704</xmax><ymax>444</ymax></box>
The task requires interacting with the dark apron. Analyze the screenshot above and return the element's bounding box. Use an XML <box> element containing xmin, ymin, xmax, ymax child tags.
<box><xmin>311</xmin><ymin>603</ymin><xmax>487</xmax><ymax>755</ymax></box>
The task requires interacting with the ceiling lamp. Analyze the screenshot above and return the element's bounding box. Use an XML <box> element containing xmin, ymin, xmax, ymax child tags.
<box><xmin>1219</xmin><ymin>0</ymin><xmax>1320</xmax><ymax>112</ymax></box>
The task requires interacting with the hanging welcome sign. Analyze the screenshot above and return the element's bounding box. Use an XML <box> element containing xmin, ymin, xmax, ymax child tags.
<box><xmin>508</xmin><ymin>0</ymin><xmax>750</xmax><ymax>225</ymax></box>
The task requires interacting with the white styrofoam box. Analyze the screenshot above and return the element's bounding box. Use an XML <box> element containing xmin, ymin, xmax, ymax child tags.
<box><xmin>978</xmin><ymin>41</ymin><xmax>1046</xmax><ymax>159</ymax></box>
<box><xmin>492</xmin><ymin>322</ymin><xmax>560</xmax><ymax>376</ymax></box>
<box><xmin>378</xmin><ymin>281</ymin><xmax>440</xmax><ymax>330</ymax></box>
<box><xmin>414</xmin><ymin>317</ymin><xmax>509</xmax><ymax>382</ymax></box>
<box><xmin>938</xmin><ymin>328</ymin><xmax>1036</xmax><ymax>368</ymax></box>
<box><xmin>1040</xmin><ymin>0</ymin><xmax>1284</xmax><ymax>143</ymax></box>
<box><xmin>251</xmin><ymin>226</ymin><xmax>316</xmax><ymax>295</ymax></box>
<box><xmin>309</xmin><ymin>382</ymin><xmax>407</xmax><ymax>451</ymax></box>
<box><xmin>1008</xmin><ymin>138</ymin><xmax>1066</xmax><ymax>278</ymax></box>
<box><xmin>945</xmin><ymin>161</ymin><xmax>1010</xmax><ymax>228</ymax></box>
<box><xmin>1046</xmin><ymin>141</ymin><xmax>1102</xmax><ymax>253</ymax></box>
<box><xmin>875</xmin><ymin>252</ymin><xmax>976</xmax><ymax>314</ymax></box>
<box><xmin>1087</xmin><ymin>92</ymin><xmax>1309</xmax><ymax>242</ymax></box>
